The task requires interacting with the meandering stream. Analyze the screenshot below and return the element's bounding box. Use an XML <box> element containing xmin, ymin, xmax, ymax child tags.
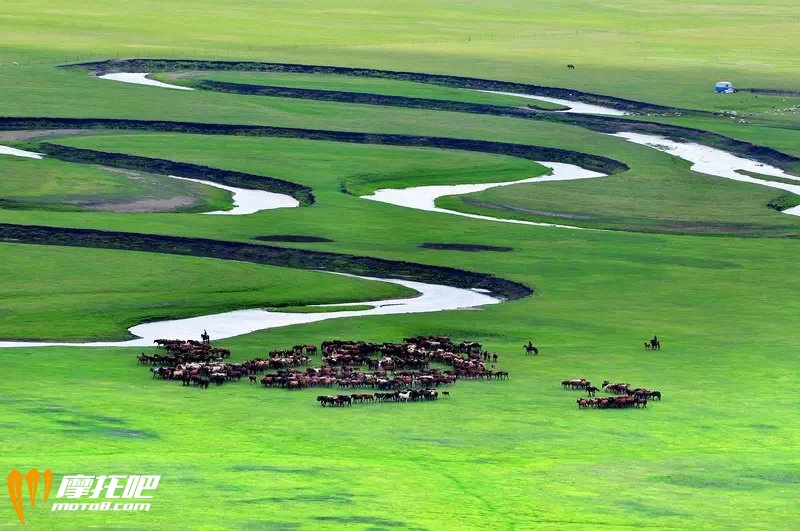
<box><xmin>98</xmin><ymin>73</ymin><xmax>193</xmax><ymax>90</ymax></box>
<box><xmin>0</xmin><ymin>145</ymin><xmax>43</xmax><ymax>158</ymax></box>
<box><xmin>0</xmin><ymin>145</ymin><xmax>298</xmax><ymax>214</ymax></box>
<box><xmin>0</xmin><ymin>275</ymin><xmax>500</xmax><ymax>348</ymax></box>
<box><xmin>362</xmin><ymin>162</ymin><xmax>607</xmax><ymax>230</ymax></box>
<box><xmin>168</xmin><ymin>175</ymin><xmax>299</xmax><ymax>213</ymax></box>
<box><xmin>611</xmin><ymin>132</ymin><xmax>800</xmax><ymax>217</ymax></box>
<box><xmin>5</xmin><ymin>76</ymin><xmax>799</xmax><ymax>347</ymax></box>
<box><xmin>474</xmin><ymin>90</ymin><xmax>629</xmax><ymax>116</ymax></box>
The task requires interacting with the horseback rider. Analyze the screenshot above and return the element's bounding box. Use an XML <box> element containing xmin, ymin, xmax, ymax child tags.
<box><xmin>650</xmin><ymin>335</ymin><xmax>660</xmax><ymax>350</ymax></box>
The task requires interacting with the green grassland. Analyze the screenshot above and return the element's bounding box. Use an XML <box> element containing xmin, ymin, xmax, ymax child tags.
<box><xmin>2</xmin><ymin>0</ymin><xmax>798</xmax><ymax>111</ymax></box>
<box><xmin>52</xmin><ymin>133</ymin><xmax>548</xmax><ymax>196</ymax></box>
<box><xmin>0</xmin><ymin>154</ymin><xmax>232</xmax><ymax>212</ymax></box>
<box><xmin>22</xmin><ymin>132</ymin><xmax>800</xmax><ymax>235</ymax></box>
<box><xmin>0</xmin><ymin>243</ymin><xmax>413</xmax><ymax>341</ymax></box>
<box><xmin>1</xmin><ymin>0</ymin><xmax>800</xmax><ymax>528</ymax></box>
<box><xmin>437</xmin><ymin>171</ymin><xmax>800</xmax><ymax>234</ymax></box>
<box><xmin>3</xmin><ymin>229</ymin><xmax>800</xmax><ymax>529</ymax></box>
<box><xmin>155</xmin><ymin>71</ymin><xmax>565</xmax><ymax>109</ymax></box>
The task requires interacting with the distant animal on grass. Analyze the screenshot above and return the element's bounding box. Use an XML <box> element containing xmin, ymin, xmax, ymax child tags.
<box><xmin>248</xmin><ymin>375</ymin><xmax>257</xmax><ymax>384</ymax></box>
<box><xmin>586</xmin><ymin>386</ymin><xmax>599</xmax><ymax>396</ymax></box>
<box><xmin>562</xmin><ymin>378</ymin><xmax>590</xmax><ymax>390</ymax></box>
<box><xmin>442</xmin><ymin>391</ymin><xmax>450</xmax><ymax>398</ymax></box>
<box><xmin>649</xmin><ymin>336</ymin><xmax>661</xmax><ymax>350</ymax></box>
<box><xmin>649</xmin><ymin>390</ymin><xmax>662</xmax><ymax>401</ymax></box>
<box><xmin>603</xmin><ymin>382</ymin><xmax>631</xmax><ymax>394</ymax></box>
<box><xmin>644</xmin><ymin>341</ymin><xmax>651</xmax><ymax>350</ymax></box>
<box><xmin>524</xmin><ymin>342</ymin><xmax>539</xmax><ymax>355</ymax></box>
<box><xmin>567</xmin><ymin>64</ymin><xmax>575</xmax><ymax>70</ymax></box>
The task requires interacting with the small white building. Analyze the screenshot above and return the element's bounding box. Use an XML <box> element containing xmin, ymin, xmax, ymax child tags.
<box><xmin>715</xmin><ymin>81</ymin><xmax>734</xmax><ymax>94</ymax></box>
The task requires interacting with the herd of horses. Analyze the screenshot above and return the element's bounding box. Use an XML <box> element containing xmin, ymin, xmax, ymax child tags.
<box><xmin>562</xmin><ymin>378</ymin><xmax>662</xmax><ymax>410</ymax></box>
<box><xmin>138</xmin><ymin>335</ymin><xmax>507</xmax><ymax>405</ymax></box>
<box><xmin>140</xmin><ymin>335</ymin><xmax>663</xmax><ymax>411</ymax></box>
<box><xmin>316</xmin><ymin>388</ymin><xmax>446</xmax><ymax>407</ymax></box>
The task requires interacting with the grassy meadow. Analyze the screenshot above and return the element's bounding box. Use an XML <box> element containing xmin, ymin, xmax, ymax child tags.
<box><xmin>0</xmin><ymin>155</ymin><xmax>232</xmax><ymax>213</ymax></box>
<box><xmin>156</xmin><ymin>71</ymin><xmax>566</xmax><ymax>109</ymax></box>
<box><xmin>1</xmin><ymin>1</ymin><xmax>799</xmax><ymax>529</ymax></box>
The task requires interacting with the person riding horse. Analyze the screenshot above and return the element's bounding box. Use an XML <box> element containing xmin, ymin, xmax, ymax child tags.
<box><xmin>524</xmin><ymin>341</ymin><xmax>539</xmax><ymax>355</ymax></box>
<box><xmin>201</xmin><ymin>329</ymin><xmax>210</xmax><ymax>344</ymax></box>
<box><xmin>650</xmin><ymin>335</ymin><xmax>660</xmax><ymax>351</ymax></box>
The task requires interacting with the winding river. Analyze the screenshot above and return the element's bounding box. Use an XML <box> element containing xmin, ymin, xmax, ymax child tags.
<box><xmin>93</xmin><ymin>73</ymin><xmax>628</xmax><ymax>116</ymax></box>
<box><xmin>0</xmin><ymin>275</ymin><xmax>500</xmax><ymax>348</ymax></box>
<box><xmin>98</xmin><ymin>73</ymin><xmax>193</xmax><ymax>90</ymax></box>
<box><xmin>0</xmin><ymin>145</ymin><xmax>43</xmax><ymax>158</ymax></box>
<box><xmin>474</xmin><ymin>90</ymin><xmax>629</xmax><ymax>116</ymax></box>
<box><xmin>362</xmin><ymin>161</ymin><xmax>607</xmax><ymax>230</ymax></box>
<box><xmin>0</xmin><ymin>146</ymin><xmax>298</xmax><ymax>214</ymax></box>
<box><xmin>167</xmin><ymin>175</ymin><xmax>299</xmax><ymax>213</ymax></box>
<box><xmin>5</xmin><ymin>77</ymin><xmax>799</xmax><ymax>347</ymax></box>
<box><xmin>611</xmin><ymin>132</ymin><xmax>800</xmax><ymax>217</ymax></box>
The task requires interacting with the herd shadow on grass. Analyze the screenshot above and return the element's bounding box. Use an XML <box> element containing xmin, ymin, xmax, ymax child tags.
<box><xmin>24</xmin><ymin>402</ymin><xmax>157</xmax><ymax>439</ymax></box>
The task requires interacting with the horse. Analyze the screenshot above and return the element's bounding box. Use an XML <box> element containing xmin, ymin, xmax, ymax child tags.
<box><xmin>567</xmin><ymin>64</ymin><xmax>575</xmax><ymax>70</ymax></box>
<box><xmin>650</xmin><ymin>338</ymin><xmax>661</xmax><ymax>350</ymax></box>
<box><xmin>336</xmin><ymin>395</ymin><xmax>352</xmax><ymax>406</ymax></box>
<box><xmin>649</xmin><ymin>390</ymin><xmax>662</xmax><ymax>401</ymax></box>
<box><xmin>586</xmin><ymin>386</ymin><xmax>599</xmax><ymax>397</ymax></box>
<box><xmin>317</xmin><ymin>395</ymin><xmax>336</xmax><ymax>407</ymax></box>
<box><xmin>524</xmin><ymin>343</ymin><xmax>539</xmax><ymax>355</ymax></box>
<box><xmin>644</xmin><ymin>341</ymin><xmax>651</xmax><ymax>350</ymax></box>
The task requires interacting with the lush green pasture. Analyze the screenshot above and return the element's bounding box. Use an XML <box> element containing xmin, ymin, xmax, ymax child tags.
<box><xmin>655</xmin><ymin>114</ymin><xmax>800</xmax><ymax>158</ymax></box>
<box><xmin>0</xmin><ymin>243</ymin><xmax>412</xmax><ymax>341</ymax></box>
<box><xmin>157</xmin><ymin>71</ymin><xmax>565</xmax><ymax>109</ymax></box>
<box><xmin>24</xmin><ymin>132</ymin><xmax>799</xmax><ymax>235</ymax></box>
<box><xmin>438</xmin><ymin>171</ymin><xmax>800</xmax><ymax>235</ymax></box>
<box><xmin>2</xmin><ymin>229</ymin><xmax>800</xmax><ymax>529</ymax></box>
<box><xmin>52</xmin><ymin>133</ymin><xmax>547</xmax><ymax>196</ymax></box>
<box><xmin>3</xmin><ymin>0</ymin><xmax>799</xmax><ymax>111</ymax></box>
<box><xmin>2</xmin><ymin>0</ymin><xmax>800</xmax><ymax>528</ymax></box>
<box><xmin>0</xmin><ymin>154</ymin><xmax>231</xmax><ymax>212</ymax></box>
